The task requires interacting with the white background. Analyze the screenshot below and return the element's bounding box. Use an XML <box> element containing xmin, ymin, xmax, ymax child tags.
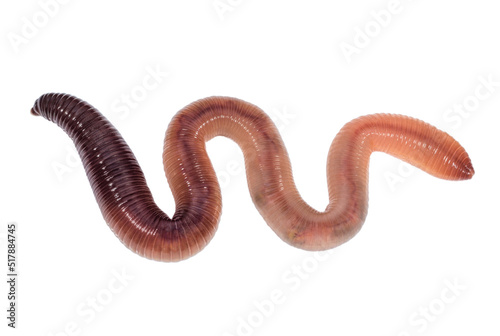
<box><xmin>1</xmin><ymin>0</ymin><xmax>499</xmax><ymax>335</ymax></box>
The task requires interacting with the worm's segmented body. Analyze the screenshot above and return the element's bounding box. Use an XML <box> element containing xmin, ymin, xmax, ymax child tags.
<box><xmin>32</xmin><ymin>93</ymin><xmax>474</xmax><ymax>262</ymax></box>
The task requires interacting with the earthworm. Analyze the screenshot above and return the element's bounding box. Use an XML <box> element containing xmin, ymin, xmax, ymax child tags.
<box><xmin>31</xmin><ymin>93</ymin><xmax>474</xmax><ymax>262</ymax></box>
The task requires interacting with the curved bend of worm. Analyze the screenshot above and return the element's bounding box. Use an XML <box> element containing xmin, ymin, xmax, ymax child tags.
<box><xmin>31</xmin><ymin>93</ymin><xmax>474</xmax><ymax>262</ymax></box>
